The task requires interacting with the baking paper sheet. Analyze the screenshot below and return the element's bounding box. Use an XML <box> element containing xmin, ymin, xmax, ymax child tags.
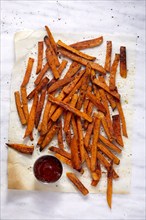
<box><xmin>8</xmin><ymin>30</ymin><xmax>136</xmax><ymax>193</ymax></box>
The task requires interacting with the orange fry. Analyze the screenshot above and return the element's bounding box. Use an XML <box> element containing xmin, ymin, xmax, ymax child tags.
<box><xmin>36</xmin><ymin>41</ymin><xmax>44</xmax><ymax>74</ymax></box>
<box><xmin>83</xmin><ymin>86</ymin><xmax>92</xmax><ymax>113</ymax></box>
<box><xmin>35</xmin><ymin>88</ymin><xmax>46</xmax><ymax>128</ymax></box>
<box><xmin>65</xmin><ymin>128</ymin><xmax>71</xmax><ymax>146</ymax></box>
<box><xmin>14</xmin><ymin>91</ymin><xmax>26</xmax><ymax>125</ymax></box>
<box><xmin>34</xmin><ymin>63</ymin><xmax>50</xmax><ymax>86</ymax></box>
<box><xmin>99</xmin><ymin>134</ymin><xmax>122</xmax><ymax>153</ymax></box>
<box><xmin>109</xmin><ymin>54</ymin><xmax>120</xmax><ymax>90</ymax></box>
<box><xmin>49</xmin><ymin>146</ymin><xmax>71</xmax><ymax>160</ymax></box>
<box><xmin>112</xmin><ymin>114</ymin><xmax>124</xmax><ymax>147</ymax></box>
<box><xmin>58</xmin><ymin>48</ymin><xmax>106</xmax><ymax>74</ymax></box>
<box><xmin>40</xmin><ymin>100</ymin><xmax>52</xmax><ymax>135</ymax></box>
<box><xmin>21</xmin><ymin>57</ymin><xmax>34</xmax><ymax>87</ymax></box>
<box><xmin>45</xmin><ymin>26</ymin><xmax>57</xmax><ymax>54</ymax></box>
<box><xmin>70</xmin><ymin>36</ymin><xmax>103</xmax><ymax>50</ymax></box>
<box><xmin>70</xmin><ymin>136</ymin><xmax>81</xmax><ymax>171</ymax></box>
<box><xmin>120</xmin><ymin>46</ymin><xmax>127</xmax><ymax>78</ymax></box>
<box><xmin>65</xmin><ymin>61</ymin><xmax>81</xmax><ymax>78</ymax></box>
<box><xmin>91</xmin><ymin>160</ymin><xmax>101</xmax><ymax>186</ymax></box>
<box><xmin>66</xmin><ymin>172</ymin><xmax>89</xmax><ymax>196</ymax></box>
<box><xmin>104</xmin><ymin>41</ymin><xmax>112</xmax><ymax>72</ymax></box>
<box><xmin>48</xmin><ymin>76</ymin><xmax>73</xmax><ymax>93</ymax></box>
<box><xmin>20</xmin><ymin>87</ymin><xmax>29</xmax><ymax>122</ymax></box>
<box><xmin>6</xmin><ymin>143</ymin><xmax>34</xmax><ymax>155</ymax></box>
<box><xmin>77</xmin><ymin>117</ymin><xmax>85</xmax><ymax>163</ymax></box>
<box><xmin>116</xmin><ymin>100</ymin><xmax>128</xmax><ymax>137</ymax></box>
<box><xmin>106</xmin><ymin>93</ymin><xmax>116</xmax><ymax>110</ymax></box>
<box><xmin>57</xmin><ymin>120</ymin><xmax>64</xmax><ymax>149</ymax></box>
<box><xmin>84</xmin><ymin>118</ymin><xmax>95</xmax><ymax>150</ymax></box>
<box><xmin>107</xmin><ymin>163</ymin><xmax>113</xmax><ymax>209</ymax></box>
<box><xmin>98</xmin><ymin>112</ymin><xmax>112</xmax><ymax>141</ymax></box>
<box><xmin>71</xmin><ymin>115</ymin><xmax>78</xmax><ymax>138</ymax></box>
<box><xmin>24</xmin><ymin>92</ymin><xmax>38</xmax><ymax>138</ymax></box>
<box><xmin>46</xmin><ymin>48</ymin><xmax>59</xmax><ymax>79</ymax></box>
<box><xmin>57</xmin><ymin>40</ymin><xmax>96</xmax><ymax>61</ymax></box>
<box><xmin>57</xmin><ymin>59</ymin><xmax>68</xmax><ymax>75</ymax></box>
<box><xmin>55</xmin><ymin>153</ymin><xmax>72</xmax><ymax>167</ymax></box>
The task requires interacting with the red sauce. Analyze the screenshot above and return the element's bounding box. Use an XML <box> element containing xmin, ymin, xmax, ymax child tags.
<box><xmin>33</xmin><ymin>155</ymin><xmax>63</xmax><ymax>183</ymax></box>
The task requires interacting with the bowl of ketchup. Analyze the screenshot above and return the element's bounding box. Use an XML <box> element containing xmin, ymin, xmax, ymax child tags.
<box><xmin>33</xmin><ymin>155</ymin><xmax>63</xmax><ymax>183</ymax></box>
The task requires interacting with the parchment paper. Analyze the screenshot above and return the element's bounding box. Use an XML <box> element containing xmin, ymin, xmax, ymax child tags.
<box><xmin>8</xmin><ymin>30</ymin><xmax>136</xmax><ymax>193</ymax></box>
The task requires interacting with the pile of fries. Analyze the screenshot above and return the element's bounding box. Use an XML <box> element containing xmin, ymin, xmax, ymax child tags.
<box><xmin>7</xmin><ymin>26</ymin><xmax>128</xmax><ymax>208</ymax></box>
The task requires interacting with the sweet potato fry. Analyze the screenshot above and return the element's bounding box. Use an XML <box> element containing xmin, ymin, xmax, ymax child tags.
<box><xmin>24</xmin><ymin>92</ymin><xmax>38</xmax><ymax>138</ymax></box>
<box><xmin>21</xmin><ymin>57</ymin><xmax>34</xmax><ymax>87</ymax></box>
<box><xmin>116</xmin><ymin>100</ymin><xmax>128</xmax><ymax>137</ymax></box>
<box><xmin>86</xmin><ymin>90</ymin><xmax>107</xmax><ymax>113</ymax></box>
<box><xmin>19</xmin><ymin>87</ymin><xmax>29</xmax><ymax>123</ymax></box>
<box><xmin>112</xmin><ymin>114</ymin><xmax>124</xmax><ymax>147</ymax></box>
<box><xmin>57</xmin><ymin>59</ymin><xmax>68</xmax><ymax>75</ymax></box>
<box><xmin>6</xmin><ymin>143</ymin><xmax>34</xmax><ymax>155</ymax></box>
<box><xmin>27</xmin><ymin>77</ymin><xmax>49</xmax><ymax>100</ymax></box>
<box><xmin>14</xmin><ymin>91</ymin><xmax>26</xmax><ymax>125</ymax></box>
<box><xmin>48</xmin><ymin>76</ymin><xmax>73</xmax><ymax>93</ymax></box>
<box><xmin>44</xmin><ymin>36</ymin><xmax>60</xmax><ymax>67</ymax></box>
<box><xmin>36</xmin><ymin>41</ymin><xmax>44</xmax><ymax>74</ymax></box>
<box><xmin>70</xmin><ymin>136</ymin><xmax>81</xmax><ymax>170</ymax></box>
<box><xmin>65</xmin><ymin>61</ymin><xmax>81</xmax><ymax>78</ymax></box>
<box><xmin>93</xmin><ymin>78</ymin><xmax>120</xmax><ymax>100</ymax></box>
<box><xmin>83</xmin><ymin>86</ymin><xmax>92</xmax><ymax>113</ymax></box>
<box><xmin>66</xmin><ymin>172</ymin><xmax>89</xmax><ymax>196</ymax></box>
<box><xmin>120</xmin><ymin>46</ymin><xmax>127</xmax><ymax>78</ymax></box>
<box><xmin>37</xmin><ymin>134</ymin><xmax>46</xmax><ymax>146</ymax></box>
<box><xmin>71</xmin><ymin>115</ymin><xmax>78</xmax><ymax>138</ymax></box>
<box><xmin>109</xmin><ymin>54</ymin><xmax>120</xmax><ymax>90</ymax></box>
<box><xmin>90</xmin><ymin>117</ymin><xmax>100</xmax><ymax>172</ymax></box>
<box><xmin>55</xmin><ymin>153</ymin><xmax>72</xmax><ymax>167</ymax></box>
<box><xmin>45</xmin><ymin>26</ymin><xmax>57</xmax><ymax>54</ymax></box>
<box><xmin>40</xmin><ymin>100</ymin><xmax>52</xmax><ymax>135</ymax></box>
<box><xmin>65</xmin><ymin>128</ymin><xmax>71</xmax><ymax>146</ymax></box>
<box><xmin>46</xmin><ymin>48</ymin><xmax>60</xmax><ymax>79</ymax></box>
<box><xmin>49</xmin><ymin>95</ymin><xmax>92</xmax><ymax>122</ymax></box>
<box><xmin>84</xmin><ymin>148</ymin><xmax>91</xmax><ymax>170</ymax></box>
<box><xmin>58</xmin><ymin>48</ymin><xmax>106</xmax><ymax>74</ymax></box>
<box><xmin>64</xmin><ymin>93</ymin><xmax>78</xmax><ymax>133</ymax></box>
<box><xmin>63</xmin><ymin>69</ymin><xmax>85</xmax><ymax>94</ymax></box>
<box><xmin>57</xmin><ymin>40</ymin><xmax>96</xmax><ymax>61</ymax></box>
<box><xmin>107</xmin><ymin>163</ymin><xmax>113</xmax><ymax>209</ymax></box>
<box><xmin>104</xmin><ymin>41</ymin><xmax>112</xmax><ymax>72</ymax></box>
<box><xmin>77</xmin><ymin>117</ymin><xmax>85</xmax><ymax>163</ymax></box>
<box><xmin>57</xmin><ymin>120</ymin><xmax>64</xmax><ymax>149</ymax></box>
<box><xmin>98</xmin><ymin>112</ymin><xmax>112</xmax><ymax>141</ymax></box>
<box><xmin>97</xmin><ymin>142</ymin><xmax>120</xmax><ymax>165</ymax></box>
<box><xmin>49</xmin><ymin>146</ymin><xmax>71</xmax><ymax>160</ymax></box>
<box><xmin>91</xmin><ymin>160</ymin><xmax>101</xmax><ymax>186</ymax></box>
<box><xmin>76</xmin><ymin>63</ymin><xmax>91</xmax><ymax>110</ymax></box>
<box><xmin>35</xmin><ymin>88</ymin><xmax>46</xmax><ymax>128</ymax></box>
<box><xmin>34</xmin><ymin>63</ymin><xmax>50</xmax><ymax>86</ymax></box>
<box><xmin>84</xmin><ymin>118</ymin><xmax>95</xmax><ymax>150</ymax></box>
<box><xmin>40</xmin><ymin>124</ymin><xmax>59</xmax><ymax>151</ymax></box>
<box><xmin>106</xmin><ymin>93</ymin><xmax>116</xmax><ymax>110</ymax></box>
<box><xmin>99</xmin><ymin>135</ymin><xmax>122</xmax><ymax>154</ymax></box>
<box><xmin>84</xmin><ymin>101</ymin><xmax>94</xmax><ymax>130</ymax></box>
<box><xmin>70</xmin><ymin>36</ymin><xmax>103</xmax><ymax>50</ymax></box>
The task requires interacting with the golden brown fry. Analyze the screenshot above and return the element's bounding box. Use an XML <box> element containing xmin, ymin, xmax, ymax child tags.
<box><xmin>21</xmin><ymin>57</ymin><xmax>34</xmax><ymax>87</ymax></box>
<box><xmin>96</xmin><ymin>151</ymin><xmax>119</xmax><ymax>179</ymax></box>
<box><xmin>71</xmin><ymin>115</ymin><xmax>78</xmax><ymax>138</ymax></box>
<box><xmin>77</xmin><ymin>117</ymin><xmax>85</xmax><ymax>163</ymax></box>
<box><xmin>107</xmin><ymin>163</ymin><xmax>113</xmax><ymax>209</ymax></box>
<box><xmin>65</xmin><ymin>61</ymin><xmax>81</xmax><ymax>78</ymax></box>
<box><xmin>65</xmin><ymin>128</ymin><xmax>71</xmax><ymax>146</ymax></box>
<box><xmin>97</xmin><ymin>142</ymin><xmax>120</xmax><ymax>165</ymax></box>
<box><xmin>83</xmin><ymin>86</ymin><xmax>92</xmax><ymax>113</ymax></box>
<box><xmin>49</xmin><ymin>95</ymin><xmax>92</xmax><ymax>122</ymax></box>
<box><xmin>57</xmin><ymin>120</ymin><xmax>64</xmax><ymax>149</ymax></box>
<box><xmin>14</xmin><ymin>91</ymin><xmax>27</xmax><ymax>125</ymax></box>
<box><xmin>109</xmin><ymin>54</ymin><xmax>120</xmax><ymax>90</ymax></box>
<box><xmin>66</xmin><ymin>172</ymin><xmax>89</xmax><ymax>196</ymax></box>
<box><xmin>40</xmin><ymin>124</ymin><xmax>58</xmax><ymax>151</ymax></box>
<box><xmin>34</xmin><ymin>63</ymin><xmax>50</xmax><ymax>86</ymax></box>
<box><xmin>90</xmin><ymin>117</ymin><xmax>100</xmax><ymax>172</ymax></box>
<box><xmin>106</xmin><ymin>93</ymin><xmax>117</xmax><ymax>110</ymax></box>
<box><xmin>57</xmin><ymin>40</ymin><xmax>96</xmax><ymax>61</ymax></box>
<box><xmin>70</xmin><ymin>136</ymin><xmax>81</xmax><ymax>171</ymax></box>
<box><xmin>49</xmin><ymin>146</ymin><xmax>71</xmax><ymax>160</ymax></box>
<box><xmin>70</xmin><ymin>36</ymin><xmax>103</xmax><ymax>50</ymax></box>
<box><xmin>20</xmin><ymin>87</ymin><xmax>29</xmax><ymax>122</ymax></box>
<box><xmin>58</xmin><ymin>48</ymin><xmax>106</xmax><ymax>74</ymax></box>
<box><xmin>120</xmin><ymin>46</ymin><xmax>127</xmax><ymax>78</ymax></box>
<box><xmin>84</xmin><ymin>148</ymin><xmax>91</xmax><ymax>170</ymax></box>
<box><xmin>55</xmin><ymin>153</ymin><xmax>72</xmax><ymax>167</ymax></box>
<box><xmin>104</xmin><ymin>41</ymin><xmax>112</xmax><ymax>72</ymax></box>
<box><xmin>46</xmin><ymin>48</ymin><xmax>60</xmax><ymax>79</ymax></box>
<box><xmin>93</xmin><ymin>78</ymin><xmax>120</xmax><ymax>100</ymax></box>
<box><xmin>57</xmin><ymin>59</ymin><xmax>68</xmax><ymax>75</ymax></box>
<box><xmin>6</xmin><ymin>143</ymin><xmax>34</xmax><ymax>155</ymax></box>
<box><xmin>99</xmin><ymin>134</ymin><xmax>122</xmax><ymax>153</ymax></box>
<box><xmin>36</xmin><ymin>41</ymin><xmax>44</xmax><ymax>74</ymax></box>
<box><xmin>91</xmin><ymin>160</ymin><xmax>101</xmax><ymax>186</ymax></box>
<box><xmin>35</xmin><ymin>88</ymin><xmax>46</xmax><ymax>128</ymax></box>
<box><xmin>45</xmin><ymin>26</ymin><xmax>57</xmax><ymax>54</ymax></box>
<box><xmin>24</xmin><ymin>92</ymin><xmax>38</xmax><ymax>138</ymax></box>
<box><xmin>63</xmin><ymin>69</ymin><xmax>85</xmax><ymax>94</ymax></box>
<box><xmin>48</xmin><ymin>77</ymin><xmax>73</xmax><ymax>93</ymax></box>
<box><xmin>84</xmin><ymin>118</ymin><xmax>95</xmax><ymax>150</ymax></box>
<box><xmin>40</xmin><ymin>100</ymin><xmax>52</xmax><ymax>136</ymax></box>
<box><xmin>84</xmin><ymin>101</ymin><xmax>94</xmax><ymax>130</ymax></box>
<box><xmin>37</xmin><ymin>134</ymin><xmax>46</xmax><ymax>146</ymax></box>
<box><xmin>27</xmin><ymin>77</ymin><xmax>49</xmax><ymax>100</ymax></box>
<box><xmin>116</xmin><ymin>100</ymin><xmax>128</xmax><ymax>137</ymax></box>
<box><xmin>64</xmin><ymin>93</ymin><xmax>78</xmax><ymax>133</ymax></box>
<box><xmin>112</xmin><ymin>114</ymin><xmax>124</xmax><ymax>147</ymax></box>
<box><xmin>98</xmin><ymin>112</ymin><xmax>112</xmax><ymax>141</ymax></box>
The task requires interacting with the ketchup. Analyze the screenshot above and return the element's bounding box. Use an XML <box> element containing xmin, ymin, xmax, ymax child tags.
<box><xmin>33</xmin><ymin>155</ymin><xmax>63</xmax><ymax>183</ymax></box>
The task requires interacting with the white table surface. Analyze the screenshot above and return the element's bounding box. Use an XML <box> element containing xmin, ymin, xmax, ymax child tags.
<box><xmin>1</xmin><ymin>1</ymin><xmax>145</xmax><ymax>219</ymax></box>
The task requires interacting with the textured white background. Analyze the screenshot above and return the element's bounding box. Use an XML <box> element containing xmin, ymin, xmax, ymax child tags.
<box><xmin>1</xmin><ymin>0</ymin><xmax>145</xmax><ymax>219</ymax></box>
